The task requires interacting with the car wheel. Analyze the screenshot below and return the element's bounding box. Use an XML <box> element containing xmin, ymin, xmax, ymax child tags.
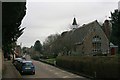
<box><xmin>32</xmin><ymin>72</ymin><xmax>35</xmax><ymax>75</ymax></box>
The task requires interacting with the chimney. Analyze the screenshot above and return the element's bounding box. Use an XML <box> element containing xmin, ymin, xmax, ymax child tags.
<box><xmin>103</xmin><ymin>20</ymin><xmax>112</xmax><ymax>40</ymax></box>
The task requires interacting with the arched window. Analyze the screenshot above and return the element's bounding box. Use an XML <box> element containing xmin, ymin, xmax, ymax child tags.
<box><xmin>92</xmin><ymin>36</ymin><xmax>101</xmax><ymax>42</ymax></box>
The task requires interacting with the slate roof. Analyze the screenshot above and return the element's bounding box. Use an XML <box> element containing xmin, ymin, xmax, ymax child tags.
<box><xmin>61</xmin><ymin>20</ymin><xmax>101</xmax><ymax>44</ymax></box>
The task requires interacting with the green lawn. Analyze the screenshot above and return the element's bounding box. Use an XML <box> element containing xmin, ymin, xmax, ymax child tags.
<box><xmin>45</xmin><ymin>58</ymin><xmax>56</xmax><ymax>65</ymax></box>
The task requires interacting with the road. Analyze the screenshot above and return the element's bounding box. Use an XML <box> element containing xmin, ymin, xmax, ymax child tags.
<box><xmin>21</xmin><ymin>55</ymin><xmax>88</xmax><ymax>79</ymax></box>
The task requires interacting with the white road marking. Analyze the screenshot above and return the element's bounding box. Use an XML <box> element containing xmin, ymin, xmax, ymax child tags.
<box><xmin>62</xmin><ymin>71</ymin><xmax>66</xmax><ymax>73</ymax></box>
<box><xmin>63</xmin><ymin>76</ymin><xmax>69</xmax><ymax>78</ymax></box>
<box><xmin>55</xmin><ymin>72</ymin><xmax>59</xmax><ymax>75</ymax></box>
<box><xmin>76</xmin><ymin>76</ymin><xmax>82</xmax><ymax>78</ymax></box>
<box><xmin>49</xmin><ymin>70</ymin><xmax>54</xmax><ymax>72</ymax></box>
<box><xmin>70</xmin><ymin>74</ymin><xmax>74</xmax><ymax>76</ymax></box>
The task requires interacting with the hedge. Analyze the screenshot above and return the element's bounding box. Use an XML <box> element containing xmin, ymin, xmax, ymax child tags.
<box><xmin>56</xmin><ymin>56</ymin><xmax>120</xmax><ymax>79</ymax></box>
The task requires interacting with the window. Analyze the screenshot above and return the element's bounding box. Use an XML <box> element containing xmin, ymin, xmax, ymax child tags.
<box><xmin>92</xmin><ymin>36</ymin><xmax>101</xmax><ymax>42</ymax></box>
<box><xmin>92</xmin><ymin>36</ymin><xmax>101</xmax><ymax>53</ymax></box>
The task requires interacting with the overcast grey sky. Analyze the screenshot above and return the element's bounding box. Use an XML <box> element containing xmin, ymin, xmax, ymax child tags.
<box><xmin>17</xmin><ymin>0</ymin><xmax>119</xmax><ymax>47</ymax></box>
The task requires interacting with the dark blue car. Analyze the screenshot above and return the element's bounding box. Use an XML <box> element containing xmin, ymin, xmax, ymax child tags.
<box><xmin>19</xmin><ymin>61</ymin><xmax>35</xmax><ymax>75</ymax></box>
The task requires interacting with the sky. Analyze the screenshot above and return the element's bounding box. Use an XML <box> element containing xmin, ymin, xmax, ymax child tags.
<box><xmin>17</xmin><ymin>0</ymin><xmax>120</xmax><ymax>47</ymax></box>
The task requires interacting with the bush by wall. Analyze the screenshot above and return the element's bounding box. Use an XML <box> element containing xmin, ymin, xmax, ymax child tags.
<box><xmin>56</xmin><ymin>56</ymin><xmax>120</xmax><ymax>79</ymax></box>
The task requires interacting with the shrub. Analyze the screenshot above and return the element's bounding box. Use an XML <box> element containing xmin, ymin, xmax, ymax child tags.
<box><xmin>56</xmin><ymin>56</ymin><xmax>120</xmax><ymax>79</ymax></box>
<box><xmin>30</xmin><ymin>51</ymin><xmax>40</xmax><ymax>60</ymax></box>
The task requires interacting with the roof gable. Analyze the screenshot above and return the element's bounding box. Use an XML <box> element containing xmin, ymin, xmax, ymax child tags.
<box><xmin>61</xmin><ymin>20</ymin><xmax>103</xmax><ymax>44</ymax></box>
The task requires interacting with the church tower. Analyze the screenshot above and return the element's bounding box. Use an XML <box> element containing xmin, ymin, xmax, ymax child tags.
<box><xmin>71</xmin><ymin>17</ymin><xmax>78</xmax><ymax>29</ymax></box>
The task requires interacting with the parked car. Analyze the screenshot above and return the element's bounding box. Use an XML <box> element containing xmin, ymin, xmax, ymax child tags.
<box><xmin>22</xmin><ymin>55</ymin><xmax>26</xmax><ymax>60</ymax></box>
<box><xmin>13</xmin><ymin>58</ymin><xmax>23</xmax><ymax>67</ymax></box>
<box><xmin>19</xmin><ymin>60</ymin><xmax>35</xmax><ymax>75</ymax></box>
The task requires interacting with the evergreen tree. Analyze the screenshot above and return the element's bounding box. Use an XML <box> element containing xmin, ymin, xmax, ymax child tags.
<box><xmin>110</xmin><ymin>9</ymin><xmax>120</xmax><ymax>51</ymax></box>
<box><xmin>2</xmin><ymin>2</ymin><xmax>26</xmax><ymax>56</ymax></box>
<box><xmin>34</xmin><ymin>40</ymin><xmax>42</xmax><ymax>53</ymax></box>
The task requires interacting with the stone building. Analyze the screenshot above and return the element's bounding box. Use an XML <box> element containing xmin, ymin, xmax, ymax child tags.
<box><xmin>61</xmin><ymin>18</ymin><xmax>110</xmax><ymax>56</ymax></box>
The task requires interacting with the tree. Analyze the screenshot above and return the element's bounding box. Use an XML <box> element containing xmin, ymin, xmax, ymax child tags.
<box><xmin>2</xmin><ymin>2</ymin><xmax>26</xmax><ymax>57</ymax></box>
<box><xmin>22</xmin><ymin>47</ymin><xmax>27</xmax><ymax>54</ymax></box>
<box><xmin>31</xmin><ymin>40</ymin><xmax>42</xmax><ymax>60</ymax></box>
<box><xmin>34</xmin><ymin>40</ymin><xmax>42</xmax><ymax>53</ymax></box>
<box><xmin>110</xmin><ymin>9</ymin><xmax>120</xmax><ymax>51</ymax></box>
<box><xmin>43</xmin><ymin>34</ymin><xmax>59</xmax><ymax>53</ymax></box>
<box><xmin>43</xmin><ymin>34</ymin><xmax>61</xmax><ymax>57</ymax></box>
<box><xmin>43</xmin><ymin>34</ymin><xmax>60</xmax><ymax>45</ymax></box>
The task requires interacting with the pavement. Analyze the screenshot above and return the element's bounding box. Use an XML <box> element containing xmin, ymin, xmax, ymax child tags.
<box><xmin>2</xmin><ymin>60</ymin><xmax>21</xmax><ymax>79</ymax></box>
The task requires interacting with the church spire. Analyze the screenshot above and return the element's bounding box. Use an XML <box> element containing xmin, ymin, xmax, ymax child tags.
<box><xmin>72</xmin><ymin>17</ymin><xmax>77</xmax><ymax>25</ymax></box>
<box><xmin>71</xmin><ymin>17</ymin><xmax>78</xmax><ymax>29</ymax></box>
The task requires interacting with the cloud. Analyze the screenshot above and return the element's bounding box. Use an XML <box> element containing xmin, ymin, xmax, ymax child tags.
<box><xmin>27</xmin><ymin>0</ymin><xmax>119</xmax><ymax>2</ymax></box>
<box><xmin>18</xmin><ymin>1</ymin><xmax>118</xmax><ymax>47</ymax></box>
